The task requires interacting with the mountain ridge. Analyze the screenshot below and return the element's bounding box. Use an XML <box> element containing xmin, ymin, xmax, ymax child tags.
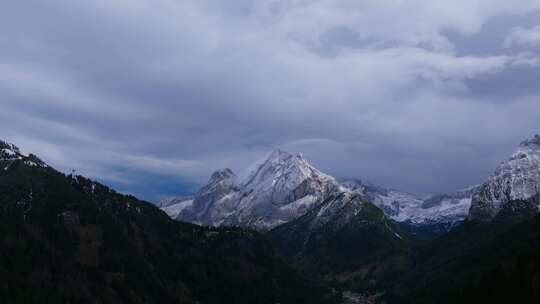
<box><xmin>162</xmin><ymin>149</ymin><xmax>481</xmax><ymax>232</ymax></box>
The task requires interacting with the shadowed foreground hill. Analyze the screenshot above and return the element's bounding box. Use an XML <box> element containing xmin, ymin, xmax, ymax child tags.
<box><xmin>389</xmin><ymin>197</ymin><xmax>540</xmax><ymax>304</ymax></box>
<box><xmin>268</xmin><ymin>191</ymin><xmax>413</xmax><ymax>292</ymax></box>
<box><xmin>0</xmin><ymin>141</ymin><xmax>335</xmax><ymax>304</ymax></box>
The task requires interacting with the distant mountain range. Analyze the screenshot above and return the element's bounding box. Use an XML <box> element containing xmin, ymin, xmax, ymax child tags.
<box><xmin>162</xmin><ymin>135</ymin><xmax>540</xmax><ymax>234</ymax></box>
<box><xmin>158</xmin><ymin>134</ymin><xmax>540</xmax><ymax>303</ymax></box>
<box><xmin>159</xmin><ymin>148</ymin><xmax>482</xmax><ymax>235</ymax></box>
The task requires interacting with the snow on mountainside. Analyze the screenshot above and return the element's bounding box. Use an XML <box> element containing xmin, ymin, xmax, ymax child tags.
<box><xmin>340</xmin><ymin>179</ymin><xmax>480</xmax><ymax>225</ymax></box>
<box><xmin>157</xmin><ymin>196</ymin><xmax>194</xmax><ymax>218</ymax></box>
<box><xmin>161</xmin><ymin>148</ymin><xmax>480</xmax><ymax>230</ymax></box>
<box><xmin>419</xmin><ymin>185</ymin><xmax>481</xmax><ymax>223</ymax></box>
<box><xmin>176</xmin><ymin>168</ymin><xmax>241</xmax><ymax>226</ymax></box>
<box><xmin>268</xmin><ymin>190</ymin><xmax>408</xmax><ymax>274</ymax></box>
<box><xmin>1</xmin><ymin>140</ymin><xmax>48</xmax><ymax>169</ymax></box>
<box><xmin>228</xmin><ymin>149</ymin><xmax>339</xmax><ymax>228</ymax></box>
<box><xmin>163</xmin><ymin>149</ymin><xmax>340</xmax><ymax>230</ymax></box>
<box><xmin>469</xmin><ymin>134</ymin><xmax>540</xmax><ymax>221</ymax></box>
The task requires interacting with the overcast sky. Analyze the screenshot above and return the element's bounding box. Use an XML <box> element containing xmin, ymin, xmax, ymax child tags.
<box><xmin>2</xmin><ymin>0</ymin><xmax>540</xmax><ymax>201</ymax></box>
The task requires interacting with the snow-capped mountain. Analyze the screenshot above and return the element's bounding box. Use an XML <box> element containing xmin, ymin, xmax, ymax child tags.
<box><xmin>340</xmin><ymin>179</ymin><xmax>480</xmax><ymax>226</ymax></box>
<box><xmin>241</xmin><ymin>150</ymin><xmax>336</xmax><ymax>208</ymax></box>
<box><xmin>469</xmin><ymin>134</ymin><xmax>540</xmax><ymax>221</ymax></box>
<box><xmin>165</xmin><ymin>149</ymin><xmax>340</xmax><ymax>230</ymax></box>
<box><xmin>161</xmin><ymin>148</ymin><xmax>479</xmax><ymax>231</ymax></box>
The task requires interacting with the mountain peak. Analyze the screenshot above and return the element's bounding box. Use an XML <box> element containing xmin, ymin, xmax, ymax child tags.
<box><xmin>520</xmin><ymin>134</ymin><xmax>540</xmax><ymax>147</ymax></box>
<box><xmin>243</xmin><ymin>148</ymin><xmax>330</xmax><ymax>188</ymax></box>
<box><xmin>267</xmin><ymin>148</ymin><xmax>293</xmax><ymax>161</ymax></box>
<box><xmin>264</xmin><ymin>148</ymin><xmax>308</xmax><ymax>163</ymax></box>
<box><xmin>209</xmin><ymin>168</ymin><xmax>236</xmax><ymax>183</ymax></box>
<box><xmin>169</xmin><ymin>147</ymin><xmax>339</xmax><ymax>230</ymax></box>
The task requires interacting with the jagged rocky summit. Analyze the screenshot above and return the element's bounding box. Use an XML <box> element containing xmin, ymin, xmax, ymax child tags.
<box><xmin>166</xmin><ymin>149</ymin><xmax>340</xmax><ymax>230</ymax></box>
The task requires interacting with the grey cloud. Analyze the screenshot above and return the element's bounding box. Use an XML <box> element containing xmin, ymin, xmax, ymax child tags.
<box><xmin>1</xmin><ymin>1</ymin><xmax>540</xmax><ymax>200</ymax></box>
<box><xmin>504</xmin><ymin>25</ymin><xmax>540</xmax><ymax>47</ymax></box>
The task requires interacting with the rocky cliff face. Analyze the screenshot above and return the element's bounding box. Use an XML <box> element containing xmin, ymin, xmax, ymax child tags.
<box><xmin>469</xmin><ymin>134</ymin><xmax>540</xmax><ymax>221</ymax></box>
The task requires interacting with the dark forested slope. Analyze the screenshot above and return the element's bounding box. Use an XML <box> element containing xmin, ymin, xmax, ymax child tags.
<box><xmin>0</xmin><ymin>141</ymin><xmax>334</xmax><ymax>304</ymax></box>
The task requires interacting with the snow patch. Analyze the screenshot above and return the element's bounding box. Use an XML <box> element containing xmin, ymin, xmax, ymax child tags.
<box><xmin>161</xmin><ymin>199</ymin><xmax>194</xmax><ymax>218</ymax></box>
